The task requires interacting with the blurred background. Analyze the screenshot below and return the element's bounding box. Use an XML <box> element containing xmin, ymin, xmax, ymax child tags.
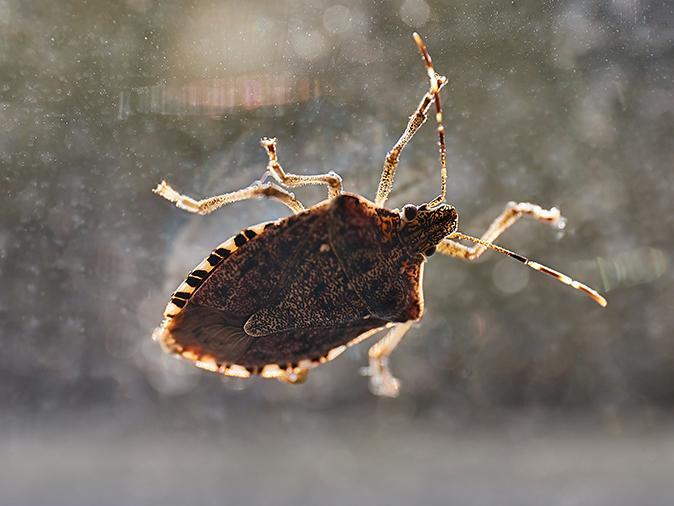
<box><xmin>2</xmin><ymin>0</ymin><xmax>674</xmax><ymax>504</ymax></box>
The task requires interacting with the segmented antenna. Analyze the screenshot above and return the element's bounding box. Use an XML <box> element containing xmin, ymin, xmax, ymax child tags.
<box><xmin>413</xmin><ymin>32</ymin><xmax>447</xmax><ymax>207</ymax></box>
<box><xmin>450</xmin><ymin>232</ymin><xmax>608</xmax><ymax>307</ymax></box>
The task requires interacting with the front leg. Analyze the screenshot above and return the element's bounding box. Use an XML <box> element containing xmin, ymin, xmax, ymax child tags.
<box><xmin>438</xmin><ymin>201</ymin><xmax>564</xmax><ymax>260</ymax></box>
<box><xmin>438</xmin><ymin>202</ymin><xmax>607</xmax><ymax>306</ymax></box>
<box><xmin>374</xmin><ymin>75</ymin><xmax>447</xmax><ymax>208</ymax></box>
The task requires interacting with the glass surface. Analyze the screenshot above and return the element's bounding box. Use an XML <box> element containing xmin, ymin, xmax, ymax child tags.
<box><xmin>2</xmin><ymin>1</ymin><xmax>673</xmax><ymax>504</ymax></box>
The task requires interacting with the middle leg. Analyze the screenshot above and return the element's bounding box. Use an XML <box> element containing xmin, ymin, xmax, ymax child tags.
<box><xmin>363</xmin><ymin>321</ymin><xmax>413</xmax><ymax>398</ymax></box>
<box><xmin>261</xmin><ymin>138</ymin><xmax>343</xmax><ymax>199</ymax></box>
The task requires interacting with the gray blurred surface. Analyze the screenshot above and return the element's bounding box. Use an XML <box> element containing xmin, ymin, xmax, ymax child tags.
<box><xmin>2</xmin><ymin>0</ymin><xmax>673</xmax><ymax>504</ymax></box>
<box><xmin>3</xmin><ymin>410</ymin><xmax>674</xmax><ymax>506</ymax></box>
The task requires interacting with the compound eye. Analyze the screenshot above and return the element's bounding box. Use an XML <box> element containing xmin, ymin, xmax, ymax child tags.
<box><xmin>402</xmin><ymin>204</ymin><xmax>418</xmax><ymax>222</ymax></box>
<box><xmin>424</xmin><ymin>246</ymin><xmax>436</xmax><ymax>257</ymax></box>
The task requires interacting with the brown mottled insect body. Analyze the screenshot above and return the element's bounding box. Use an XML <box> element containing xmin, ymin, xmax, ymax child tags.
<box><xmin>155</xmin><ymin>193</ymin><xmax>457</xmax><ymax>379</ymax></box>
<box><xmin>153</xmin><ymin>33</ymin><xmax>606</xmax><ymax>396</ymax></box>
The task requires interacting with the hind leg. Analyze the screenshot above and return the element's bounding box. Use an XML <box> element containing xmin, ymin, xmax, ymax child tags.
<box><xmin>153</xmin><ymin>180</ymin><xmax>305</xmax><ymax>214</ymax></box>
<box><xmin>277</xmin><ymin>367</ymin><xmax>310</xmax><ymax>385</ymax></box>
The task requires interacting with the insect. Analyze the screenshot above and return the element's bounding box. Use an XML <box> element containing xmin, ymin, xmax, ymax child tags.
<box><xmin>152</xmin><ymin>33</ymin><xmax>606</xmax><ymax>397</ymax></box>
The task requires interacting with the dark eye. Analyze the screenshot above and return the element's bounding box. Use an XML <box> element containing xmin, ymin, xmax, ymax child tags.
<box><xmin>424</xmin><ymin>246</ymin><xmax>436</xmax><ymax>257</ymax></box>
<box><xmin>402</xmin><ymin>204</ymin><xmax>418</xmax><ymax>222</ymax></box>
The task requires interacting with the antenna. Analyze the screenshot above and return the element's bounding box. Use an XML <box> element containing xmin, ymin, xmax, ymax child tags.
<box><xmin>413</xmin><ymin>32</ymin><xmax>447</xmax><ymax>207</ymax></box>
<box><xmin>450</xmin><ymin>232</ymin><xmax>608</xmax><ymax>307</ymax></box>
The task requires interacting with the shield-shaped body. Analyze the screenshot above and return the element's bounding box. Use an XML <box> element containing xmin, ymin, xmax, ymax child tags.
<box><xmin>154</xmin><ymin>193</ymin><xmax>428</xmax><ymax>378</ymax></box>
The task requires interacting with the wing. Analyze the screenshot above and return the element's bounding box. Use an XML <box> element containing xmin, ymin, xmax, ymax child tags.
<box><xmin>156</xmin><ymin>199</ymin><xmax>390</xmax><ymax>370</ymax></box>
<box><xmin>242</xmin><ymin>225</ymin><xmax>372</xmax><ymax>337</ymax></box>
<box><xmin>159</xmin><ymin>300</ymin><xmax>387</xmax><ymax>371</ymax></box>
<box><xmin>238</xmin><ymin>319</ymin><xmax>387</xmax><ymax>369</ymax></box>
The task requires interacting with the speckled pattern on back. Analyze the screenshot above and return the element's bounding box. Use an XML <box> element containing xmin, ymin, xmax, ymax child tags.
<box><xmin>153</xmin><ymin>194</ymin><xmax>425</xmax><ymax>378</ymax></box>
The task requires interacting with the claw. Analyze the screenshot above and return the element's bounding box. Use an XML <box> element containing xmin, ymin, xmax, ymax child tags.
<box><xmin>260</xmin><ymin>137</ymin><xmax>277</xmax><ymax>149</ymax></box>
<box><xmin>554</xmin><ymin>214</ymin><xmax>568</xmax><ymax>231</ymax></box>
<box><xmin>153</xmin><ymin>180</ymin><xmax>180</xmax><ymax>203</ymax></box>
<box><xmin>278</xmin><ymin>368</ymin><xmax>309</xmax><ymax>384</ymax></box>
<box><xmin>370</xmin><ymin>374</ymin><xmax>400</xmax><ymax>398</ymax></box>
<box><xmin>362</xmin><ymin>358</ymin><xmax>401</xmax><ymax>398</ymax></box>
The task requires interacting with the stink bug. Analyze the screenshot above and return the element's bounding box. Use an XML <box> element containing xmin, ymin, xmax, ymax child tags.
<box><xmin>152</xmin><ymin>33</ymin><xmax>606</xmax><ymax>397</ymax></box>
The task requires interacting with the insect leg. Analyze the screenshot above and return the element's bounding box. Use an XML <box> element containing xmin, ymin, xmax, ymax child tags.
<box><xmin>414</xmin><ymin>32</ymin><xmax>448</xmax><ymax>209</ymax></box>
<box><xmin>437</xmin><ymin>202</ymin><xmax>607</xmax><ymax>306</ymax></box>
<box><xmin>375</xmin><ymin>34</ymin><xmax>447</xmax><ymax>208</ymax></box>
<box><xmin>153</xmin><ymin>180</ymin><xmax>305</xmax><ymax>214</ymax></box>
<box><xmin>277</xmin><ymin>367</ymin><xmax>310</xmax><ymax>385</ymax></box>
<box><xmin>260</xmin><ymin>137</ymin><xmax>343</xmax><ymax>199</ymax></box>
<box><xmin>363</xmin><ymin>321</ymin><xmax>413</xmax><ymax>397</ymax></box>
<box><xmin>437</xmin><ymin>201</ymin><xmax>564</xmax><ymax>260</ymax></box>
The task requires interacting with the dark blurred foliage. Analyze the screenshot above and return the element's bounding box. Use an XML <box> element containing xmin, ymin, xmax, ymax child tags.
<box><xmin>1</xmin><ymin>0</ymin><xmax>673</xmax><ymax>504</ymax></box>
